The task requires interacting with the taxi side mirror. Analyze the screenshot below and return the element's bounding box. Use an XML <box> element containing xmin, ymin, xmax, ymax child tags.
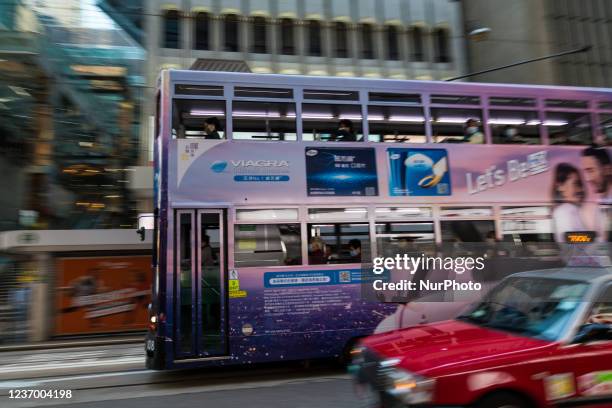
<box><xmin>573</xmin><ymin>323</ymin><xmax>612</xmax><ymax>343</ymax></box>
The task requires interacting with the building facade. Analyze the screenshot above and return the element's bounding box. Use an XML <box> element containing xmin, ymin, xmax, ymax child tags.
<box><xmin>463</xmin><ymin>0</ymin><xmax>612</xmax><ymax>87</ymax></box>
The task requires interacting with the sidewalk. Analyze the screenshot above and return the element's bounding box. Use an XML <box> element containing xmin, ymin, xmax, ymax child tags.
<box><xmin>0</xmin><ymin>334</ymin><xmax>144</xmax><ymax>352</ymax></box>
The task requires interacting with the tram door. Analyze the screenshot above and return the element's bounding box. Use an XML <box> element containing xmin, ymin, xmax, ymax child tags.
<box><xmin>175</xmin><ymin>209</ymin><xmax>227</xmax><ymax>358</ymax></box>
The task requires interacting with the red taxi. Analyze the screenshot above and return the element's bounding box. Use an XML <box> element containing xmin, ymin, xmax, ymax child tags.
<box><xmin>351</xmin><ymin>267</ymin><xmax>612</xmax><ymax>408</ymax></box>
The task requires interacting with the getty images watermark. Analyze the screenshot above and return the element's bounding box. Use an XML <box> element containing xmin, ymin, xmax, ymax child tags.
<box><xmin>371</xmin><ymin>253</ymin><xmax>486</xmax><ymax>292</ymax></box>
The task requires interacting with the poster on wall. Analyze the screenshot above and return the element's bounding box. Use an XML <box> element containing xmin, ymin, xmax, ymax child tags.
<box><xmin>305</xmin><ymin>147</ymin><xmax>378</xmax><ymax>196</ymax></box>
<box><xmin>388</xmin><ymin>148</ymin><xmax>452</xmax><ymax>196</ymax></box>
<box><xmin>55</xmin><ymin>256</ymin><xmax>151</xmax><ymax>335</ymax></box>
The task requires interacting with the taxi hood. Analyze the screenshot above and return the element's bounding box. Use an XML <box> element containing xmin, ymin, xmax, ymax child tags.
<box><xmin>361</xmin><ymin>320</ymin><xmax>556</xmax><ymax>377</ymax></box>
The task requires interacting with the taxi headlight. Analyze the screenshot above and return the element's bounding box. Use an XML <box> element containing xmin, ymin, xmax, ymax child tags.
<box><xmin>386</xmin><ymin>368</ymin><xmax>435</xmax><ymax>404</ymax></box>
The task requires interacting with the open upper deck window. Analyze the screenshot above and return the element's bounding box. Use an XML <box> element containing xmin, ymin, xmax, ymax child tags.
<box><xmin>232</xmin><ymin>101</ymin><xmax>296</xmax><ymax>141</ymax></box>
<box><xmin>431</xmin><ymin>107</ymin><xmax>483</xmax><ymax>143</ymax></box>
<box><xmin>489</xmin><ymin>110</ymin><xmax>541</xmax><ymax>145</ymax></box>
<box><xmin>172</xmin><ymin>99</ymin><xmax>226</xmax><ymax>139</ymax></box>
<box><xmin>546</xmin><ymin>111</ymin><xmax>592</xmax><ymax>145</ymax></box>
<box><xmin>368</xmin><ymin>105</ymin><xmax>426</xmax><ymax>143</ymax></box>
<box><xmin>302</xmin><ymin>103</ymin><xmax>363</xmax><ymax>142</ymax></box>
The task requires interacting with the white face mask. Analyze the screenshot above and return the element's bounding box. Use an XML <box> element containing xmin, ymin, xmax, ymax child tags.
<box><xmin>505</xmin><ymin>128</ymin><xmax>518</xmax><ymax>137</ymax></box>
<box><xmin>466</xmin><ymin>126</ymin><xmax>479</xmax><ymax>135</ymax></box>
<box><xmin>349</xmin><ymin>249</ymin><xmax>359</xmax><ymax>257</ymax></box>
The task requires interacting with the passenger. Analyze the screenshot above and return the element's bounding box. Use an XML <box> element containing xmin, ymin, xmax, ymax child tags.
<box><xmin>330</xmin><ymin>119</ymin><xmax>357</xmax><ymax>142</ymax></box>
<box><xmin>347</xmin><ymin>239</ymin><xmax>362</xmax><ymax>263</ymax></box>
<box><xmin>308</xmin><ymin>237</ymin><xmax>327</xmax><ymax>265</ymax></box>
<box><xmin>462</xmin><ymin>118</ymin><xmax>484</xmax><ymax>144</ymax></box>
<box><xmin>204</xmin><ymin>117</ymin><xmax>222</xmax><ymax>139</ymax></box>
<box><xmin>500</xmin><ymin>125</ymin><xmax>525</xmax><ymax>144</ymax></box>
<box><xmin>201</xmin><ymin>234</ymin><xmax>216</xmax><ymax>266</ymax></box>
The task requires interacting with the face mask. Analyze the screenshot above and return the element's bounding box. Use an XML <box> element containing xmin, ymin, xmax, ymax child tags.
<box><xmin>349</xmin><ymin>249</ymin><xmax>359</xmax><ymax>257</ymax></box>
<box><xmin>505</xmin><ymin>128</ymin><xmax>517</xmax><ymax>137</ymax></box>
<box><xmin>466</xmin><ymin>126</ymin><xmax>478</xmax><ymax>135</ymax></box>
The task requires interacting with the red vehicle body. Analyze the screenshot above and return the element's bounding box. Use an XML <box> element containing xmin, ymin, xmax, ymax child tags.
<box><xmin>351</xmin><ymin>268</ymin><xmax>612</xmax><ymax>408</ymax></box>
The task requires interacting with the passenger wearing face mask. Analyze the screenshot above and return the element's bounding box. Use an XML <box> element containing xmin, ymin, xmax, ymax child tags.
<box><xmin>308</xmin><ymin>237</ymin><xmax>328</xmax><ymax>265</ymax></box>
<box><xmin>347</xmin><ymin>239</ymin><xmax>362</xmax><ymax>263</ymax></box>
<box><xmin>500</xmin><ymin>125</ymin><xmax>525</xmax><ymax>144</ymax></box>
<box><xmin>462</xmin><ymin>118</ymin><xmax>484</xmax><ymax>144</ymax></box>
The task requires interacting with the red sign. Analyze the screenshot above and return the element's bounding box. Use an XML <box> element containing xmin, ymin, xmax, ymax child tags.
<box><xmin>55</xmin><ymin>256</ymin><xmax>151</xmax><ymax>335</ymax></box>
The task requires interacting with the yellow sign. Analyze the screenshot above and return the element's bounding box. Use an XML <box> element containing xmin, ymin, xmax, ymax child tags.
<box><xmin>229</xmin><ymin>279</ymin><xmax>240</xmax><ymax>292</ymax></box>
<box><xmin>229</xmin><ymin>290</ymin><xmax>247</xmax><ymax>298</ymax></box>
<box><xmin>565</xmin><ymin>231</ymin><xmax>595</xmax><ymax>243</ymax></box>
<box><xmin>544</xmin><ymin>373</ymin><xmax>575</xmax><ymax>400</ymax></box>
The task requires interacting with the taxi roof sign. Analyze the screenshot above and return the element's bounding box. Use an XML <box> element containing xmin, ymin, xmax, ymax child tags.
<box><xmin>565</xmin><ymin>231</ymin><xmax>596</xmax><ymax>244</ymax></box>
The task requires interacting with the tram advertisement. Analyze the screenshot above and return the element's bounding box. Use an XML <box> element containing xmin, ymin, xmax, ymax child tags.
<box><xmin>55</xmin><ymin>256</ymin><xmax>151</xmax><ymax>335</ymax></box>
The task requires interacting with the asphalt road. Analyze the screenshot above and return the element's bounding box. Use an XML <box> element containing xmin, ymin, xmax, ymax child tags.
<box><xmin>0</xmin><ymin>344</ymin><xmax>362</xmax><ymax>408</ymax></box>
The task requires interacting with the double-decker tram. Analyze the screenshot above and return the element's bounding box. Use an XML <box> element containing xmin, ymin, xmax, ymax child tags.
<box><xmin>146</xmin><ymin>70</ymin><xmax>612</xmax><ymax>369</ymax></box>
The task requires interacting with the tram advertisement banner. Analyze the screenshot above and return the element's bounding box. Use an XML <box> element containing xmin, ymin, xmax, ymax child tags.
<box><xmin>55</xmin><ymin>256</ymin><xmax>151</xmax><ymax>335</ymax></box>
<box><xmin>305</xmin><ymin>147</ymin><xmax>378</xmax><ymax>196</ymax></box>
<box><xmin>388</xmin><ymin>148</ymin><xmax>451</xmax><ymax>196</ymax></box>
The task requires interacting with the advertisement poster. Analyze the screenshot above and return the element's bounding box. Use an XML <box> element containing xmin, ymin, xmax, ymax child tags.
<box><xmin>305</xmin><ymin>147</ymin><xmax>378</xmax><ymax>196</ymax></box>
<box><xmin>55</xmin><ymin>256</ymin><xmax>151</xmax><ymax>335</ymax></box>
<box><xmin>388</xmin><ymin>148</ymin><xmax>451</xmax><ymax>196</ymax></box>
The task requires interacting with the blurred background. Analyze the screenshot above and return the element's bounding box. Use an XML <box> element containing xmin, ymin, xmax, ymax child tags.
<box><xmin>0</xmin><ymin>0</ymin><xmax>611</xmax><ymax>346</ymax></box>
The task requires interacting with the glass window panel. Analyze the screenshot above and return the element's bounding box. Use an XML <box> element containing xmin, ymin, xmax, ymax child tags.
<box><xmin>232</xmin><ymin>101</ymin><xmax>296</xmax><ymax>141</ymax></box>
<box><xmin>308</xmin><ymin>223</ymin><xmax>371</xmax><ymax>264</ymax></box>
<box><xmin>500</xmin><ymin>206</ymin><xmax>551</xmax><ymax>217</ymax></box>
<box><xmin>546</xmin><ymin>111</ymin><xmax>593</xmax><ymax>145</ymax></box>
<box><xmin>599</xmin><ymin>101</ymin><xmax>612</xmax><ymax>110</ymax></box>
<box><xmin>234</xmin><ymin>224</ymin><xmax>302</xmax><ymax>267</ymax></box>
<box><xmin>361</xmin><ymin>23</ymin><xmax>374</xmax><ymax>59</ymax></box>
<box><xmin>199</xmin><ymin>213</ymin><xmax>223</xmax><ymax>354</ymax></box>
<box><xmin>174</xmin><ymin>84</ymin><xmax>223</xmax><ymax>96</ymax></box>
<box><xmin>408</xmin><ymin>26</ymin><xmax>424</xmax><ymax>61</ymax></box>
<box><xmin>546</xmin><ymin>99</ymin><xmax>588</xmax><ymax>109</ymax></box>
<box><xmin>173</xmin><ymin>99</ymin><xmax>226</xmax><ymax>139</ymax></box>
<box><xmin>489</xmin><ymin>110</ymin><xmax>541</xmax><ymax>145</ymax></box>
<box><xmin>431</xmin><ymin>108</ymin><xmax>483</xmax><ymax>143</ymax></box>
<box><xmin>234</xmin><ymin>87</ymin><xmax>293</xmax><ymax>99</ymax></box>
<box><xmin>386</xmin><ymin>25</ymin><xmax>400</xmax><ymax>60</ymax></box>
<box><xmin>302</xmin><ymin>103</ymin><xmax>363</xmax><ymax>141</ymax></box>
<box><xmin>236</xmin><ymin>208</ymin><xmax>299</xmax><ymax>222</ymax></box>
<box><xmin>375</xmin><ymin>207</ymin><xmax>432</xmax><ymax>219</ymax></box>
<box><xmin>308</xmin><ymin>20</ymin><xmax>322</xmax><ymax>56</ymax></box>
<box><xmin>280</xmin><ymin>18</ymin><xmax>295</xmax><ymax>55</ymax></box>
<box><xmin>431</xmin><ymin>95</ymin><xmax>480</xmax><ymax>105</ymax></box>
<box><xmin>163</xmin><ymin>10</ymin><xmax>180</xmax><ymax>49</ymax></box>
<box><xmin>194</xmin><ymin>12</ymin><xmax>210</xmax><ymax>50</ymax></box>
<box><xmin>433</xmin><ymin>28</ymin><xmax>450</xmax><ymax>63</ymax></box>
<box><xmin>369</xmin><ymin>92</ymin><xmax>421</xmax><ymax>104</ymax></box>
<box><xmin>251</xmin><ymin>16</ymin><xmax>267</xmax><ymax>54</ymax></box>
<box><xmin>224</xmin><ymin>14</ymin><xmax>239</xmax><ymax>52</ymax></box>
<box><xmin>335</xmin><ymin>21</ymin><xmax>349</xmax><ymax>58</ymax></box>
<box><xmin>368</xmin><ymin>106</ymin><xmax>426</xmax><ymax>143</ymax></box>
<box><xmin>440</xmin><ymin>220</ymin><xmax>495</xmax><ymax>242</ymax></box>
<box><xmin>600</xmin><ymin>113</ymin><xmax>612</xmax><ymax>145</ymax></box>
<box><xmin>375</xmin><ymin>222</ymin><xmax>435</xmax><ymax>258</ymax></box>
<box><xmin>178</xmin><ymin>213</ymin><xmax>193</xmax><ymax>353</ymax></box>
<box><xmin>490</xmin><ymin>96</ymin><xmax>536</xmax><ymax>107</ymax></box>
<box><xmin>308</xmin><ymin>208</ymin><xmax>368</xmax><ymax>221</ymax></box>
<box><xmin>304</xmin><ymin>89</ymin><xmax>359</xmax><ymax>101</ymax></box>
<box><xmin>440</xmin><ymin>207</ymin><xmax>493</xmax><ymax>217</ymax></box>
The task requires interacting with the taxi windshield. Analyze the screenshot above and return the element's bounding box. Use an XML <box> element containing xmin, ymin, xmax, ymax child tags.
<box><xmin>458</xmin><ymin>277</ymin><xmax>589</xmax><ymax>341</ymax></box>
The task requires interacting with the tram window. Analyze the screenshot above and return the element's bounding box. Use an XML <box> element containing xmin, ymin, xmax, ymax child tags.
<box><xmin>368</xmin><ymin>106</ymin><xmax>426</xmax><ymax>143</ymax></box>
<box><xmin>431</xmin><ymin>95</ymin><xmax>480</xmax><ymax>105</ymax></box>
<box><xmin>500</xmin><ymin>206</ymin><xmax>551</xmax><ymax>217</ymax></box>
<box><xmin>302</xmin><ymin>103</ymin><xmax>363</xmax><ymax>141</ymax></box>
<box><xmin>375</xmin><ymin>207</ymin><xmax>432</xmax><ymax>220</ymax></box>
<box><xmin>232</xmin><ymin>101</ymin><xmax>297</xmax><ymax>141</ymax></box>
<box><xmin>546</xmin><ymin>99</ymin><xmax>588</xmax><ymax>109</ymax></box>
<box><xmin>546</xmin><ymin>112</ymin><xmax>592</xmax><ymax>145</ymax></box>
<box><xmin>489</xmin><ymin>110</ymin><xmax>541</xmax><ymax>145</ymax></box>
<box><xmin>304</xmin><ymin>89</ymin><xmax>359</xmax><ymax>101</ymax></box>
<box><xmin>174</xmin><ymin>84</ymin><xmax>223</xmax><ymax>96</ymax></box>
<box><xmin>308</xmin><ymin>208</ymin><xmax>368</xmax><ymax>221</ymax></box>
<box><xmin>369</xmin><ymin>92</ymin><xmax>421</xmax><ymax>104</ymax></box>
<box><xmin>375</xmin><ymin>222</ymin><xmax>435</xmax><ymax>258</ymax></box>
<box><xmin>234</xmin><ymin>224</ymin><xmax>302</xmax><ymax>267</ymax></box>
<box><xmin>172</xmin><ymin>99</ymin><xmax>226</xmax><ymax>139</ymax></box>
<box><xmin>599</xmin><ymin>101</ymin><xmax>612</xmax><ymax>110</ymax></box>
<box><xmin>441</xmin><ymin>220</ymin><xmax>495</xmax><ymax>243</ymax></box>
<box><xmin>489</xmin><ymin>96</ymin><xmax>536</xmax><ymax>108</ymax></box>
<box><xmin>308</xmin><ymin>223</ymin><xmax>370</xmax><ymax>264</ymax></box>
<box><xmin>236</xmin><ymin>208</ymin><xmax>299</xmax><ymax>222</ymax></box>
<box><xmin>440</xmin><ymin>207</ymin><xmax>493</xmax><ymax>217</ymax></box>
<box><xmin>431</xmin><ymin>108</ymin><xmax>483</xmax><ymax>143</ymax></box>
<box><xmin>600</xmin><ymin>114</ymin><xmax>612</xmax><ymax>145</ymax></box>
<box><xmin>234</xmin><ymin>87</ymin><xmax>293</xmax><ymax>99</ymax></box>
<box><xmin>501</xmin><ymin>219</ymin><xmax>555</xmax><ymax>244</ymax></box>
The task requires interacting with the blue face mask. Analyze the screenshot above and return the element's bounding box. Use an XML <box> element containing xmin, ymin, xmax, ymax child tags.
<box><xmin>350</xmin><ymin>249</ymin><xmax>359</xmax><ymax>257</ymax></box>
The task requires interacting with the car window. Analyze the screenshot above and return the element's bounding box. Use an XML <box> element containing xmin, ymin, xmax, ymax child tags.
<box><xmin>586</xmin><ymin>285</ymin><xmax>612</xmax><ymax>325</ymax></box>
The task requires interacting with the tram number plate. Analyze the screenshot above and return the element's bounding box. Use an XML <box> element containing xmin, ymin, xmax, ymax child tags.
<box><xmin>146</xmin><ymin>339</ymin><xmax>155</xmax><ymax>352</ymax></box>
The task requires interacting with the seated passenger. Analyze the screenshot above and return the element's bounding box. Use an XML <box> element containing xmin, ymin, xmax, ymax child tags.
<box><xmin>462</xmin><ymin>118</ymin><xmax>484</xmax><ymax>144</ymax></box>
<box><xmin>330</xmin><ymin>119</ymin><xmax>357</xmax><ymax>142</ymax></box>
<box><xmin>204</xmin><ymin>117</ymin><xmax>222</xmax><ymax>139</ymax></box>
<box><xmin>308</xmin><ymin>237</ymin><xmax>327</xmax><ymax>265</ymax></box>
<box><xmin>348</xmin><ymin>239</ymin><xmax>362</xmax><ymax>263</ymax></box>
<box><xmin>499</xmin><ymin>125</ymin><xmax>526</xmax><ymax>144</ymax></box>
